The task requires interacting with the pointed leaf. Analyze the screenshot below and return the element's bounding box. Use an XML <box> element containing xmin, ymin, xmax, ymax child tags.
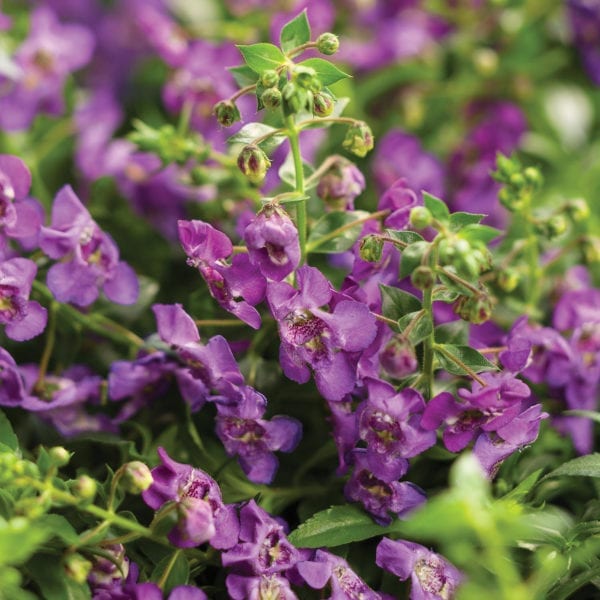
<box><xmin>459</xmin><ymin>224</ymin><xmax>502</xmax><ymax>245</ymax></box>
<box><xmin>237</xmin><ymin>43</ymin><xmax>285</xmax><ymax>74</ymax></box>
<box><xmin>398</xmin><ymin>310</ymin><xmax>433</xmax><ymax>345</ymax></box>
<box><xmin>435</xmin><ymin>344</ymin><xmax>497</xmax><ymax>375</ymax></box>
<box><xmin>384</xmin><ymin>229</ymin><xmax>425</xmax><ymax>246</ymax></box>
<box><xmin>228</xmin><ymin>64</ymin><xmax>258</xmax><ymax>87</ymax></box>
<box><xmin>228</xmin><ymin>123</ymin><xmax>286</xmax><ymax>153</ymax></box>
<box><xmin>449</xmin><ymin>212</ymin><xmax>486</xmax><ymax>231</ymax></box>
<box><xmin>380</xmin><ymin>285</ymin><xmax>421</xmax><ymax>323</ymax></box>
<box><xmin>0</xmin><ymin>410</ymin><xmax>17</xmax><ymax>451</ymax></box>
<box><xmin>297</xmin><ymin>58</ymin><xmax>350</xmax><ymax>86</ymax></box>
<box><xmin>280</xmin><ymin>10</ymin><xmax>311</xmax><ymax>53</ymax></box>
<box><xmin>543</xmin><ymin>454</ymin><xmax>600</xmax><ymax>481</ymax></box>
<box><xmin>399</xmin><ymin>241</ymin><xmax>429</xmax><ymax>279</ymax></box>
<box><xmin>423</xmin><ymin>192</ymin><xmax>450</xmax><ymax>222</ymax></box>
<box><xmin>434</xmin><ymin>321</ymin><xmax>469</xmax><ymax>345</ymax></box>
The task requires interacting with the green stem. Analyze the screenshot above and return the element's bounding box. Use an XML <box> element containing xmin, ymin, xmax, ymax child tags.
<box><xmin>422</xmin><ymin>286</ymin><xmax>435</xmax><ymax>400</ymax></box>
<box><xmin>523</xmin><ymin>193</ymin><xmax>541</xmax><ymax>315</ymax></box>
<box><xmin>433</xmin><ymin>343</ymin><xmax>487</xmax><ymax>386</ymax></box>
<box><xmin>157</xmin><ymin>550</ymin><xmax>183</xmax><ymax>590</ymax></box>
<box><xmin>177</xmin><ymin>99</ymin><xmax>194</xmax><ymax>137</ymax></box>
<box><xmin>285</xmin><ymin>115</ymin><xmax>307</xmax><ymax>264</ymax></box>
<box><xmin>34</xmin><ymin>301</ymin><xmax>58</xmax><ymax>393</ymax></box>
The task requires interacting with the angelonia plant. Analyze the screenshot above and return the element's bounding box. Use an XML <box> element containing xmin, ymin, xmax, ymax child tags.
<box><xmin>1</xmin><ymin>3</ymin><xmax>600</xmax><ymax>600</ymax></box>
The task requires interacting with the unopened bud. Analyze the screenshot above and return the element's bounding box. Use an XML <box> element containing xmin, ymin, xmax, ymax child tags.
<box><xmin>293</xmin><ymin>65</ymin><xmax>321</xmax><ymax>92</ymax></box>
<box><xmin>546</xmin><ymin>215</ymin><xmax>568</xmax><ymax>238</ymax></box>
<box><xmin>409</xmin><ymin>206</ymin><xmax>433</xmax><ymax>229</ymax></box>
<box><xmin>359</xmin><ymin>235</ymin><xmax>383</xmax><ymax>262</ymax></box>
<box><xmin>342</xmin><ymin>121</ymin><xmax>374</xmax><ymax>158</ymax></box>
<box><xmin>317</xmin><ymin>32</ymin><xmax>339</xmax><ymax>55</ymax></box>
<box><xmin>261</xmin><ymin>87</ymin><xmax>282</xmax><ymax>109</ymax></box>
<box><xmin>282</xmin><ymin>81</ymin><xmax>305</xmax><ymax>115</ymax></box>
<box><xmin>454</xmin><ymin>294</ymin><xmax>494</xmax><ymax>324</ymax></box>
<box><xmin>120</xmin><ymin>461</ymin><xmax>154</xmax><ymax>494</ymax></box>
<box><xmin>313</xmin><ymin>91</ymin><xmax>334</xmax><ymax>117</ymax></box>
<box><xmin>261</xmin><ymin>69</ymin><xmax>279</xmax><ymax>88</ymax></box>
<box><xmin>411</xmin><ymin>266</ymin><xmax>435</xmax><ymax>290</ymax></box>
<box><xmin>237</xmin><ymin>144</ymin><xmax>271</xmax><ymax>185</ymax></box>
<box><xmin>497</xmin><ymin>268</ymin><xmax>520</xmax><ymax>292</ymax></box>
<box><xmin>72</xmin><ymin>475</ymin><xmax>97</xmax><ymax>502</ymax></box>
<box><xmin>48</xmin><ymin>446</ymin><xmax>71</xmax><ymax>467</ymax></box>
<box><xmin>565</xmin><ymin>198</ymin><xmax>590</xmax><ymax>222</ymax></box>
<box><xmin>64</xmin><ymin>553</ymin><xmax>92</xmax><ymax>584</ymax></box>
<box><xmin>213</xmin><ymin>100</ymin><xmax>240</xmax><ymax>127</ymax></box>
<box><xmin>523</xmin><ymin>166</ymin><xmax>543</xmax><ymax>189</ymax></box>
<box><xmin>494</xmin><ymin>153</ymin><xmax>519</xmax><ymax>181</ymax></box>
<box><xmin>380</xmin><ymin>336</ymin><xmax>418</xmax><ymax>379</ymax></box>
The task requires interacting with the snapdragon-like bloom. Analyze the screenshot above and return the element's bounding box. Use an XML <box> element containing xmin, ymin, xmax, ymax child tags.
<box><xmin>142</xmin><ymin>447</ymin><xmax>239</xmax><ymax>550</ymax></box>
<box><xmin>378</xmin><ymin>178</ymin><xmax>421</xmax><ymax>230</ymax></box>
<box><xmin>267</xmin><ymin>265</ymin><xmax>377</xmax><ymax>401</ymax></box>
<box><xmin>215</xmin><ymin>385</ymin><xmax>302</xmax><ymax>484</ymax></box>
<box><xmin>0</xmin><ymin>257</ymin><xmax>47</xmax><ymax>341</ymax></box>
<box><xmin>39</xmin><ymin>186</ymin><xmax>139</xmax><ymax>306</ymax></box>
<box><xmin>226</xmin><ymin>573</ymin><xmax>297</xmax><ymax>600</ymax></box>
<box><xmin>376</xmin><ymin>538</ymin><xmax>462</xmax><ymax>600</ymax></box>
<box><xmin>179</xmin><ymin>220</ymin><xmax>266</xmax><ymax>329</ymax></box>
<box><xmin>222</xmin><ymin>499</ymin><xmax>299</xmax><ymax>575</ymax></box>
<box><xmin>244</xmin><ymin>203</ymin><xmax>300</xmax><ymax>281</ymax></box>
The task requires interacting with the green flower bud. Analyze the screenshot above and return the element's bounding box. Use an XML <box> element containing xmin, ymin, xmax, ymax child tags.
<box><xmin>497</xmin><ymin>268</ymin><xmax>520</xmax><ymax>292</ymax></box>
<box><xmin>293</xmin><ymin>65</ymin><xmax>321</xmax><ymax>92</ymax></box>
<box><xmin>261</xmin><ymin>87</ymin><xmax>282</xmax><ymax>109</ymax></box>
<box><xmin>48</xmin><ymin>446</ymin><xmax>71</xmax><ymax>467</ymax></box>
<box><xmin>509</xmin><ymin>172</ymin><xmax>525</xmax><ymax>189</ymax></box>
<box><xmin>64</xmin><ymin>553</ymin><xmax>93</xmax><ymax>585</ymax></box>
<box><xmin>342</xmin><ymin>121</ymin><xmax>374</xmax><ymax>158</ymax></box>
<box><xmin>583</xmin><ymin>236</ymin><xmax>600</xmax><ymax>264</ymax></box>
<box><xmin>72</xmin><ymin>475</ymin><xmax>97</xmax><ymax>502</ymax></box>
<box><xmin>313</xmin><ymin>91</ymin><xmax>334</xmax><ymax>117</ymax></box>
<box><xmin>454</xmin><ymin>294</ymin><xmax>494</xmax><ymax>324</ymax></box>
<box><xmin>565</xmin><ymin>198</ymin><xmax>590</xmax><ymax>222</ymax></box>
<box><xmin>261</xmin><ymin>69</ymin><xmax>279</xmax><ymax>88</ymax></box>
<box><xmin>523</xmin><ymin>166</ymin><xmax>543</xmax><ymax>189</ymax></box>
<box><xmin>411</xmin><ymin>266</ymin><xmax>435</xmax><ymax>290</ymax></box>
<box><xmin>316</xmin><ymin>32</ymin><xmax>340</xmax><ymax>55</ymax></box>
<box><xmin>409</xmin><ymin>206</ymin><xmax>433</xmax><ymax>229</ymax></box>
<box><xmin>494</xmin><ymin>153</ymin><xmax>519</xmax><ymax>181</ymax></box>
<box><xmin>213</xmin><ymin>100</ymin><xmax>241</xmax><ymax>127</ymax></box>
<box><xmin>120</xmin><ymin>461</ymin><xmax>154</xmax><ymax>494</ymax></box>
<box><xmin>546</xmin><ymin>215</ymin><xmax>568</xmax><ymax>238</ymax></box>
<box><xmin>359</xmin><ymin>235</ymin><xmax>383</xmax><ymax>262</ymax></box>
<box><xmin>237</xmin><ymin>144</ymin><xmax>271</xmax><ymax>185</ymax></box>
<box><xmin>282</xmin><ymin>81</ymin><xmax>304</xmax><ymax>115</ymax></box>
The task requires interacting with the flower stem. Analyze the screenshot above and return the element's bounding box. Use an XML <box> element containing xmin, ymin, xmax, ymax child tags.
<box><xmin>285</xmin><ymin>115</ymin><xmax>307</xmax><ymax>264</ymax></box>
<box><xmin>34</xmin><ymin>301</ymin><xmax>58</xmax><ymax>393</ymax></box>
<box><xmin>422</xmin><ymin>286</ymin><xmax>435</xmax><ymax>400</ymax></box>
<box><xmin>157</xmin><ymin>549</ymin><xmax>183</xmax><ymax>590</ymax></box>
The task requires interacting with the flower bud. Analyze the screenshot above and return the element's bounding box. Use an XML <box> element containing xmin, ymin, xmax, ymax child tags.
<box><xmin>88</xmin><ymin>544</ymin><xmax>130</xmax><ymax>587</ymax></box>
<box><xmin>261</xmin><ymin>69</ymin><xmax>279</xmax><ymax>88</ymax></box>
<box><xmin>411</xmin><ymin>266</ymin><xmax>435</xmax><ymax>290</ymax></box>
<box><xmin>359</xmin><ymin>235</ymin><xmax>383</xmax><ymax>262</ymax></box>
<box><xmin>293</xmin><ymin>65</ymin><xmax>321</xmax><ymax>92</ymax></box>
<box><xmin>313</xmin><ymin>91</ymin><xmax>334</xmax><ymax>117</ymax></box>
<box><xmin>316</xmin><ymin>156</ymin><xmax>365</xmax><ymax>210</ymax></box>
<box><xmin>342</xmin><ymin>121</ymin><xmax>374</xmax><ymax>158</ymax></box>
<box><xmin>497</xmin><ymin>268</ymin><xmax>520</xmax><ymax>292</ymax></box>
<box><xmin>317</xmin><ymin>32</ymin><xmax>339</xmax><ymax>55</ymax></box>
<box><xmin>565</xmin><ymin>198</ymin><xmax>590</xmax><ymax>222</ymax></box>
<box><xmin>454</xmin><ymin>294</ymin><xmax>494</xmax><ymax>324</ymax></box>
<box><xmin>71</xmin><ymin>475</ymin><xmax>97</xmax><ymax>502</ymax></box>
<box><xmin>213</xmin><ymin>100</ymin><xmax>241</xmax><ymax>127</ymax></box>
<box><xmin>583</xmin><ymin>236</ymin><xmax>600</xmax><ymax>264</ymax></box>
<box><xmin>494</xmin><ymin>153</ymin><xmax>519</xmax><ymax>181</ymax></box>
<box><xmin>380</xmin><ymin>335</ymin><xmax>418</xmax><ymax>379</ymax></box>
<box><xmin>409</xmin><ymin>206</ymin><xmax>433</xmax><ymax>229</ymax></box>
<box><xmin>261</xmin><ymin>87</ymin><xmax>282</xmax><ymax>109</ymax></box>
<box><xmin>120</xmin><ymin>461</ymin><xmax>154</xmax><ymax>494</ymax></box>
<box><xmin>64</xmin><ymin>553</ymin><xmax>92</xmax><ymax>584</ymax></box>
<box><xmin>523</xmin><ymin>166</ymin><xmax>543</xmax><ymax>189</ymax></box>
<box><xmin>48</xmin><ymin>446</ymin><xmax>71</xmax><ymax>467</ymax></box>
<box><xmin>237</xmin><ymin>144</ymin><xmax>271</xmax><ymax>185</ymax></box>
<box><xmin>282</xmin><ymin>81</ymin><xmax>305</xmax><ymax>115</ymax></box>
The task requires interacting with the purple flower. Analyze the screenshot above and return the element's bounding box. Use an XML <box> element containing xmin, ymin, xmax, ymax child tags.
<box><xmin>344</xmin><ymin>449</ymin><xmax>426</xmax><ymax>525</ymax></box>
<box><xmin>297</xmin><ymin>549</ymin><xmax>382</xmax><ymax>599</ymax></box>
<box><xmin>0</xmin><ymin>7</ymin><xmax>94</xmax><ymax>130</ymax></box>
<box><xmin>179</xmin><ymin>220</ymin><xmax>266</xmax><ymax>329</ymax></box>
<box><xmin>267</xmin><ymin>265</ymin><xmax>377</xmax><ymax>401</ymax></box>
<box><xmin>142</xmin><ymin>447</ymin><xmax>239</xmax><ymax>550</ymax></box>
<box><xmin>568</xmin><ymin>0</ymin><xmax>600</xmax><ymax>85</ymax></box>
<box><xmin>222</xmin><ymin>499</ymin><xmax>299</xmax><ymax>575</ymax></box>
<box><xmin>226</xmin><ymin>573</ymin><xmax>297</xmax><ymax>600</ymax></box>
<box><xmin>378</xmin><ymin>178</ymin><xmax>421</xmax><ymax>230</ymax></box>
<box><xmin>244</xmin><ymin>203</ymin><xmax>300</xmax><ymax>281</ymax></box>
<box><xmin>0</xmin><ymin>347</ymin><xmax>29</xmax><ymax>407</ymax></box>
<box><xmin>358</xmin><ymin>379</ymin><xmax>436</xmax><ymax>475</ymax></box>
<box><xmin>39</xmin><ymin>186</ymin><xmax>139</xmax><ymax>306</ymax></box>
<box><xmin>376</xmin><ymin>538</ymin><xmax>462</xmax><ymax>600</ymax></box>
<box><xmin>327</xmin><ymin>398</ymin><xmax>359</xmax><ymax>475</ymax></box>
<box><xmin>216</xmin><ymin>385</ymin><xmax>302</xmax><ymax>484</ymax></box>
<box><xmin>0</xmin><ymin>257</ymin><xmax>47</xmax><ymax>341</ymax></box>
<box><xmin>88</xmin><ymin>544</ymin><xmax>129</xmax><ymax>589</ymax></box>
<box><xmin>316</xmin><ymin>156</ymin><xmax>366</xmax><ymax>211</ymax></box>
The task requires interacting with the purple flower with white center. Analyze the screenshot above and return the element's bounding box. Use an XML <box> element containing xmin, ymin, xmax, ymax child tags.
<box><xmin>0</xmin><ymin>155</ymin><xmax>42</xmax><ymax>244</ymax></box>
<box><xmin>142</xmin><ymin>447</ymin><xmax>239</xmax><ymax>550</ymax></box>
<box><xmin>376</xmin><ymin>538</ymin><xmax>462</xmax><ymax>600</ymax></box>
<box><xmin>358</xmin><ymin>379</ymin><xmax>436</xmax><ymax>473</ymax></box>
<box><xmin>568</xmin><ymin>0</ymin><xmax>600</xmax><ymax>85</ymax></box>
<box><xmin>152</xmin><ymin>303</ymin><xmax>245</xmax><ymax>410</ymax></box>
<box><xmin>222</xmin><ymin>499</ymin><xmax>299</xmax><ymax>575</ymax></box>
<box><xmin>39</xmin><ymin>186</ymin><xmax>139</xmax><ymax>307</ymax></box>
<box><xmin>344</xmin><ymin>449</ymin><xmax>426</xmax><ymax>525</ymax></box>
<box><xmin>267</xmin><ymin>265</ymin><xmax>377</xmax><ymax>401</ymax></box>
<box><xmin>372</xmin><ymin>130</ymin><xmax>445</xmax><ymax>198</ymax></box>
<box><xmin>297</xmin><ymin>548</ymin><xmax>382</xmax><ymax>599</ymax></box>
<box><xmin>316</xmin><ymin>156</ymin><xmax>366</xmax><ymax>211</ymax></box>
<box><xmin>215</xmin><ymin>385</ymin><xmax>302</xmax><ymax>484</ymax></box>
<box><xmin>0</xmin><ymin>6</ymin><xmax>95</xmax><ymax>131</ymax></box>
<box><xmin>226</xmin><ymin>573</ymin><xmax>298</xmax><ymax>600</ymax></box>
<box><xmin>0</xmin><ymin>257</ymin><xmax>47</xmax><ymax>341</ymax></box>
<box><xmin>179</xmin><ymin>219</ymin><xmax>266</xmax><ymax>329</ymax></box>
<box><xmin>244</xmin><ymin>203</ymin><xmax>300</xmax><ymax>281</ymax></box>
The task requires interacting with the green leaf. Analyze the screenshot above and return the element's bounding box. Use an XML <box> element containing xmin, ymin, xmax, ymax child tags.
<box><xmin>237</xmin><ymin>43</ymin><xmax>286</xmax><ymax>74</ymax></box>
<box><xmin>543</xmin><ymin>454</ymin><xmax>600</xmax><ymax>481</ymax></box>
<box><xmin>431</xmin><ymin>286</ymin><xmax>460</xmax><ymax>303</ymax></box>
<box><xmin>228</xmin><ymin>64</ymin><xmax>258</xmax><ymax>87</ymax></box>
<box><xmin>0</xmin><ymin>410</ymin><xmax>17</xmax><ymax>451</ymax></box>
<box><xmin>280</xmin><ymin>10</ymin><xmax>311</xmax><ymax>53</ymax></box>
<box><xmin>151</xmin><ymin>551</ymin><xmax>189</xmax><ymax>594</ymax></box>
<box><xmin>0</xmin><ymin>518</ymin><xmax>52</xmax><ymax>566</ymax></box>
<box><xmin>379</xmin><ymin>285</ymin><xmax>421</xmax><ymax>323</ymax></box>
<box><xmin>227</xmin><ymin>122</ymin><xmax>285</xmax><ymax>153</ymax></box>
<box><xmin>297</xmin><ymin>58</ymin><xmax>350</xmax><ymax>86</ymax></box>
<box><xmin>563</xmin><ymin>409</ymin><xmax>600</xmax><ymax>424</ymax></box>
<box><xmin>423</xmin><ymin>192</ymin><xmax>450</xmax><ymax>222</ymax></box>
<box><xmin>36</xmin><ymin>515</ymin><xmax>79</xmax><ymax>545</ymax></box>
<box><xmin>399</xmin><ymin>240</ymin><xmax>428</xmax><ymax>279</ymax></box>
<box><xmin>307</xmin><ymin>211</ymin><xmax>370</xmax><ymax>253</ymax></box>
<box><xmin>288</xmin><ymin>504</ymin><xmax>395</xmax><ymax>548</ymax></box>
<box><xmin>398</xmin><ymin>310</ymin><xmax>433</xmax><ymax>345</ymax></box>
<box><xmin>384</xmin><ymin>229</ymin><xmax>425</xmax><ymax>245</ymax></box>
<box><xmin>434</xmin><ymin>321</ymin><xmax>469</xmax><ymax>345</ymax></box>
<box><xmin>502</xmin><ymin>469</ymin><xmax>544</xmax><ymax>502</ymax></box>
<box><xmin>26</xmin><ymin>554</ymin><xmax>91</xmax><ymax>600</ymax></box>
<box><xmin>434</xmin><ymin>344</ymin><xmax>497</xmax><ymax>375</ymax></box>
<box><xmin>278</xmin><ymin>151</ymin><xmax>315</xmax><ymax>189</ymax></box>
<box><xmin>448</xmin><ymin>212</ymin><xmax>486</xmax><ymax>231</ymax></box>
<box><xmin>459</xmin><ymin>224</ymin><xmax>502</xmax><ymax>245</ymax></box>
